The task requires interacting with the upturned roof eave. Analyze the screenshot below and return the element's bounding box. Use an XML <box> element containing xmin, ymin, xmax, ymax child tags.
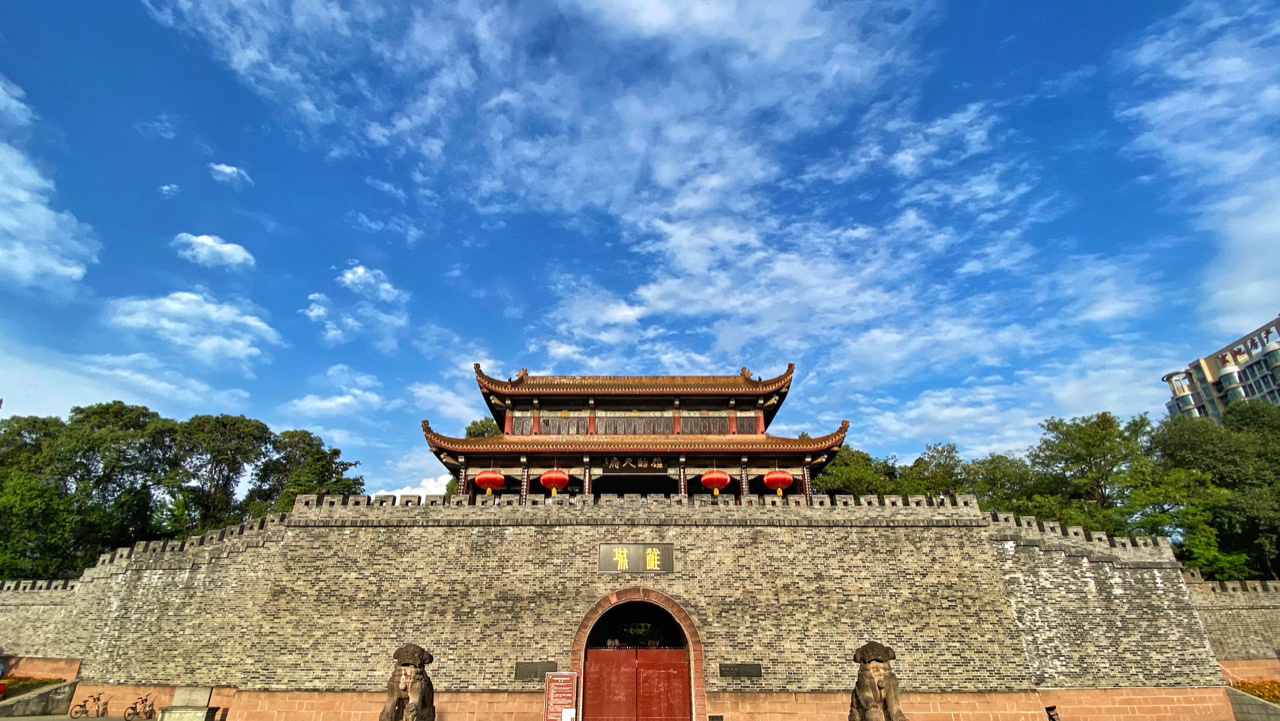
<box><xmin>421</xmin><ymin>419</ymin><xmax>848</xmax><ymax>459</ymax></box>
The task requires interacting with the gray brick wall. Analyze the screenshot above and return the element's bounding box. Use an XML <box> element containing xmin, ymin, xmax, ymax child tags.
<box><xmin>1186</xmin><ymin>574</ymin><xmax>1280</xmax><ymax>661</ymax></box>
<box><xmin>0</xmin><ymin>495</ymin><xmax>1229</xmax><ymax>693</ymax></box>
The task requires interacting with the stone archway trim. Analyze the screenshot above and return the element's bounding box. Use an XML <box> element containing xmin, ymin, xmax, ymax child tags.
<box><xmin>571</xmin><ymin>587</ymin><xmax>707</xmax><ymax>721</ymax></box>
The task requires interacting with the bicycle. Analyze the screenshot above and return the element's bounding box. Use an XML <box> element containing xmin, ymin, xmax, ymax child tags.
<box><xmin>124</xmin><ymin>693</ymin><xmax>157</xmax><ymax>721</ymax></box>
<box><xmin>69</xmin><ymin>692</ymin><xmax>108</xmax><ymax>718</ymax></box>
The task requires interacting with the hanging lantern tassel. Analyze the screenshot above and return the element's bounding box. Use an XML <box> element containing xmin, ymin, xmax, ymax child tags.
<box><xmin>764</xmin><ymin>469</ymin><xmax>794</xmax><ymax>496</ymax></box>
<box><xmin>475</xmin><ymin>469</ymin><xmax>505</xmax><ymax>495</ymax></box>
<box><xmin>540</xmin><ymin>468</ymin><xmax>569</xmax><ymax>497</ymax></box>
<box><xmin>701</xmin><ymin>469</ymin><xmax>730</xmax><ymax>497</ymax></box>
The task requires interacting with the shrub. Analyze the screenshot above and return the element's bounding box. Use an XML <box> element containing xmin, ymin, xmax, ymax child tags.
<box><xmin>1233</xmin><ymin>680</ymin><xmax>1280</xmax><ymax>705</ymax></box>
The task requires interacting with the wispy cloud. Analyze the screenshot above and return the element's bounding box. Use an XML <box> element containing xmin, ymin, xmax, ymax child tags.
<box><xmin>158</xmin><ymin>183</ymin><xmax>181</xmax><ymax>198</ymax></box>
<box><xmin>302</xmin><ymin>263</ymin><xmax>410</xmax><ymax>352</ymax></box>
<box><xmin>0</xmin><ymin>75</ymin><xmax>100</xmax><ymax>293</ymax></box>
<box><xmin>1117</xmin><ymin>0</ymin><xmax>1280</xmax><ymax>332</ymax></box>
<box><xmin>208</xmin><ymin>162</ymin><xmax>254</xmax><ymax>188</ymax></box>
<box><xmin>171</xmin><ymin>232</ymin><xmax>255</xmax><ymax>270</ymax></box>
<box><xmin>349</xmin><ymin>211</ymin><xmax>423</xmax><ymax>247</ymax></box>
<box><xmin>280</xmin><ymin>363</ymin><xmax>399</xmax><ymax>417</ymax></box>
<box><xmin>134</xmin><ymin>112</ymin><xmax>178</xmax><ymax>139</ymax></box>
<box><xmin>106</xmin><ymin>290</ymin><xmax>283</xmax><ymax>371</ymax></box>
<box><xmin>365</xmin><ymin>176</ymin><xmax>407</xmax><ymax>202</ymax></box>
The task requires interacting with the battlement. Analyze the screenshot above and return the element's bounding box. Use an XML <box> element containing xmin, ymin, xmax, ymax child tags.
<box><xmin>0</xmin><ymin>578</ymin><xmax>77</xmax><ymax>592</ymax></box>
<box><xmin>1182</xmin><ymin>567</ymin><xmax>1280</xmax><ymax>594</ymax></box>
<box><xmin>989</xmin><ymin>512</ymin><xmax>1177</xmax><ymax>566</ymax></box>
<box><xmin>286</xmin><ymin>491</ymin><xmax>990</xmax><ymax>528</ymax></box>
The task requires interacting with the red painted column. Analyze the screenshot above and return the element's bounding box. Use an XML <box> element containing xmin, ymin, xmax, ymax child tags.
<box><xmin>673</xmin><ymin>409</ymin><xmax>681</xmax><ymax>434</ymax></box>
<box><xmin>756</xmin><ymin>410</ymin><xmax>764</xmax><ymax>433</ymax></box>
<box><xmin>728</xmin><ymin>413</ymin><xmax>737</xmax><ymax>434</ymax></box>
<box><xmin>503</xmin><ymin>413</ymin><xmax>513</xmax><ymax>434</ymax></box>
<box><xmin>532</xmin><ymin>408</ymin><xmax>540</xmax><ymax>435</ymax></box>
<box><xmin>588</xmin><ymin>408</ymin><xmax>597</xmax><ymax>434</ymax></box>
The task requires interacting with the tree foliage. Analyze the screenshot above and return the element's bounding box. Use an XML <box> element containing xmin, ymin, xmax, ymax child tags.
<box><xmin>0</xmin><ymin>402</ymin><xmax>362</xmax><ymax>581</ymax></box>
<box><xmin>815</xmin><ymin>405</ymin><xmax>1280</xmax><ymax>581</ymax></box>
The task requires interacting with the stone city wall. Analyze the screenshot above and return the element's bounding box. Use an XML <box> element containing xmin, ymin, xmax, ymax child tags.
<box><xmin>0</xmin><ymin>493</ymin><xmax>1235</xmax><ymax>704</ymax></box>
<box><xmin>1184</xmin><ymin>567</ymin><xmax>1280</xmax><ymax>681</ymax></box>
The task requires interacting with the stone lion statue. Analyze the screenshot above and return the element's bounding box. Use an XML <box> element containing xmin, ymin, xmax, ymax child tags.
<box><xmin>849</xmin><ymin>641</ymin><xmax>907</xmax><ymax>721</ymax></box>
<box><xmin>379</xmin><ymin>643</ymin><xmax>435</xmax><ymax>721</ymax></box>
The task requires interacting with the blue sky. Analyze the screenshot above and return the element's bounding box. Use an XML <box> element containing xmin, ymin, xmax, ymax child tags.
<box><xmin>2</xmin><ymin>0</ymin><xmax>1278</xmax><ymax>496</ymax></box>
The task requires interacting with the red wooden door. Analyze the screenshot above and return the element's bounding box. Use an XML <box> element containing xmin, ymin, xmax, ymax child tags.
<box><xmin>583</xmin><ymin>648</ymin><xmax>690</xmax><ymax>721</ymax></box>
<box><xmin>584</xmin><ymin>649</ymin><xmax>637</xmax><ymax>721</ymax></box>
<box><xmin>636</xmin><ymin>649</ymin><xmax>691</xmax><ymax>721</ymax></box>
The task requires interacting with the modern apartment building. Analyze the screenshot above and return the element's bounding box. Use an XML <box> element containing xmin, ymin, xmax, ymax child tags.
<box><xmin>1163</xmin><ymin>314</ymin><xmax>1280</xmax><ymax>421</ymax></box>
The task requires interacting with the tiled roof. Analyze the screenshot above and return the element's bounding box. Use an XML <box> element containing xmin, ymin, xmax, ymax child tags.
<box><xmin>474</xmin><ymin>363</ymin><xmax>794</xmax><ymax>396</ymax></box>
<box><xmin>422</xmin><ymin>419</ymin><xmax>847</xmax><ymax>455</ymax></box>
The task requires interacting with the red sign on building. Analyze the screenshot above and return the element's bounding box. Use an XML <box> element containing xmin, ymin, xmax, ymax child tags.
<box><xmin>544</xmin><ymin>671</ymin><xmax>578</xmax><ymax>721</ymax></box>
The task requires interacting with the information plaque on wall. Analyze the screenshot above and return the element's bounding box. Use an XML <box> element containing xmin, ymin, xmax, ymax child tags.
<box><xmin>598</xmin><ymin>543</ymin><xmax>675</xmax><ymax>573</ymax></box>
<box><xmin>543</xmin><ymin>672</ymin><xmax>577</xmax><ymax>721</ymax></box>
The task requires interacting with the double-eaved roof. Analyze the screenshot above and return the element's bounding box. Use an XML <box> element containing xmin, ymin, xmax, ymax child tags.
<box><xmin>422</xmin><ymin>363</ymin><xmax>847</xmax><ymax>474</ymax></box>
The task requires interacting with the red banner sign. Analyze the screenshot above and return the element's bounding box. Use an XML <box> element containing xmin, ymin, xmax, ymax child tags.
<box><xmin>544</xmin><ymin>671</ymin><xmax>578</xmax><ymax>721</ymax></box>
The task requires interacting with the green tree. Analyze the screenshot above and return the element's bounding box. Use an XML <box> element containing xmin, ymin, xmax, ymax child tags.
<box><xmin>465</xmin><ymin>417</ymin><xmax>501</xmax><ymax>438</ymax></box>
<box><xmin>242</xmin><ymin>430</ymin><xmax>364</xmax><ymax>516</ymax></box>
<box><xmin>962</xmin><ymin>453</ymin><xmax>1037</xmax><ymax>511</ymax></box>
<box><xmin>1025</xmin><ymin>413</ymin><xmax>1153</xmax><ymax>533</ymax></box>
<box><xmin>898</xmin><ymin>443</ymin><xmax>965</xmax><ymax>496</ymax></box>
<box><xmin>1151</xmin><ymin>409</ymin><xmax>1280</xmax><ymax>580</ymax></box>
<box><xmin>812</xmin><ymin>446</ymin><xmax>898</xmax><ymax>496</ymax></box>
<box><xmin>446</xmin><ymin>417</ymin><xmax>502</xmax><ymax>498</ymax></box>
<box><xmin>172</xmin><ymin>415</ymin><xmax>273</xmax><ymax>534</ymax></box>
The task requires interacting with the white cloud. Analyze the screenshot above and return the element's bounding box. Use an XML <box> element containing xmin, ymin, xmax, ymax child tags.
<box><xmin>302</xmin><ymin>264</ymin><xmax>410</xmax><ymax>352</ymax></box>
<box><xmin>408</xmin><ymin>381</ymin><xmax>484</xmax><ymax>429</ymax></box>
<box><xmin>0</xmin><ymin>75</ymin><xmax>100</xmax><ymax>293</ymax></box>
<box><xmin>106</xmin><ymin>290</ymin><xmax>283</xmax><ymax>370</ymax></box>
<box><xmin>158</xmin><ymin>183</ymin><xmax>181</xmax><ymax>198</ymax></box>
<box><xmin>279</xmin><ymin>363</ymin><xmax>399</xmax><ymax>417</ymax></box>
<box><xmin>349</xmin><ymin>211</ymin><xmax>423</xmax><ymax>246</ymax></box>
<box><xmin>79</xmin><ymin>353</ymin><xmax>250</xmax><ymax>407</ymax></box>
<box><xmin>365</xmin><ymin>176</ymin><xmax>407</xmax><ymax>202</ymax></box>
<box><xmin>337</xmin><ymin>264</ymin><xmax>410</xmax><ymax>303</ymax></box>
<box><xmin>134</xmin><ymin>112</ymin><xmax>178</xmax><ymax>139</ymax></box>
<box><xmin>0</xmin><ymin>336</ymin><xmax>247</xmax><ymax>419</ymax></box>
<box><xmin>1117</xmin><ymin>0</ymin><xmax>1280</xmax><ymax>332</ymax></box>
<box><xmin>171</xmin><ymin>232</ymin><xmax>256</xmax><ymax>270</ymax></box>
<box><xmin>208</xmin><ymin>162</ymin><xmax>254</xmax><ymax>188</ymax></box>
<box><xmin>366</xmin><ymin>445</ymin><xmax>451</xmax><ymax>497</ymax></box>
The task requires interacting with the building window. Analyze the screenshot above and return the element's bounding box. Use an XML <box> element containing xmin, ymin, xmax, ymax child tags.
<box><xmin>598</xmin><ymin>416</ymin><xmax>674</xmax><ymax>435</ymax></box>
<box><xmin>512</xmin><ymin>417</ymin><xmax>534</xmax><ymax>435</ymax></box>
<box><xmin>681</xmin><ymin>416</ymin><xmax>729</xmax><ymax>435</ymax></box>
<box><xmin>541</xmin><ymin>416</ymin><xmax>588</xmax><ymax>435</ymax></box>
<box><xmin>737</xmin><ymin>416</ymin><xmax>757</xmax><ymax>434</ymax></box>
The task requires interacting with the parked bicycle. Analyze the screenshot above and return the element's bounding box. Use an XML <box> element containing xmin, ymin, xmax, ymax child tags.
<box><xmin>123</xmin><ymin>693</ymin><xmax>157</xmax><ymax>721</ymax></box>
<box><xmin>69</xmin><ymin>692</ymin><xmax>108</xmax><ymax>718</ymax></box>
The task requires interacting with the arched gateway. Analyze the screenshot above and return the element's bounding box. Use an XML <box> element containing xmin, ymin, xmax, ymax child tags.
<box><xmin>571</xmin><ymin>589</ymin><xmax>708</xmax><ymax>721</ymax></box>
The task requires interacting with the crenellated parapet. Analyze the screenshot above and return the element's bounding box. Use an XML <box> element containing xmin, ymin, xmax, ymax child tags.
<box><xmin>989</xmin><ymin>512</ymin><xmax>1178</xmax><ymax>567</ymax></box>
<box><xmin>1183</xmin><ymin>567</ymin><xmax>1280</xmax><ymax>597</ymax></box>
<box><xmin>286</xmin><ymin>491</ymin><xmax>989</xmax><ymax>529</ymax></box>
<box><xmin>2</xmin><ymin>513</ymin><xmax>292</xmax><ymax>592</ymax></box>
<box><xmin>0</xmin><ymin>578</ymin><xmax>77</xmax><ymax>592</ymax></box>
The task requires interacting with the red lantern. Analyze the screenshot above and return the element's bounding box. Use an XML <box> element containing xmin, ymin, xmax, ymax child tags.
<box><xmin>764</xmin><ymin>469</ymin><xmax>794</xmax><ymax>496</ymax></box>
<box><xmin>540</xmin><ymin>468</ymin><xmax>569</xmax><ymax>496</ymax></box>
<box><xmin>475</xmin><ymin>469</ymin><xmax>505</xmax><ymax>495</ymax></box>
<box><xmin>701</xmin><ymin>469</ymin><xmax>730</xmax><ymax>496</ymax></box>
